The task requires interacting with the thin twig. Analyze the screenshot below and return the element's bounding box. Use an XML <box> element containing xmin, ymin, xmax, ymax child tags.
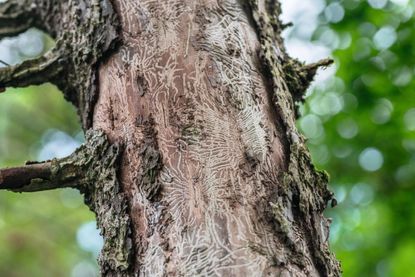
<box><xmin>0</xmin><ymin>59</ymin><xmax>10</xmax><ymax>66</ymax></box>
<box><xmin>304</xmin><ymin>58</ymin><xmax>334</xmax><ymax>71</ymax></box>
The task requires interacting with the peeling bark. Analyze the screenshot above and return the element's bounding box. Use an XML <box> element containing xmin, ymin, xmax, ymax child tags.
<box><xmin>0</xmin><ymin>0</ymin><xmax>340</xmax><ymax>276</ymax></box>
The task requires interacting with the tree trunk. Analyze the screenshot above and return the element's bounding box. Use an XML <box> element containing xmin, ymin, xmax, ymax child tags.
<box><xmin>0</xmin><ymin>0</ymin><xmax>340</xmax><ymax>276</ymax></box>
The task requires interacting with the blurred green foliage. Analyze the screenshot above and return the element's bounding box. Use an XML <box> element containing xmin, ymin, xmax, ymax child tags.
<box><xmin>294</xmin><ymin>0</ymin><xmax>415</xmax><ymax>276</ymax></box>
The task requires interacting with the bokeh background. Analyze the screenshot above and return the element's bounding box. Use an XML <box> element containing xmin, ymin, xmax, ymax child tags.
<box><xmin>0</xmin><ymin>0</ymin><xmax>414</xmax><ymax>276</ymax></box>
<box><xmin>282</xmin><ymin>0</ymin><xmax>415</xmax><ymax>276</ymax></box>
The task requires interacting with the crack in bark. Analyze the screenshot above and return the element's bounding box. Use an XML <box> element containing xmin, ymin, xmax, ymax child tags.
<box><xmin>134</xmin><ymin>116</ymin><xmax>163</xmax><ymax>201</ymax></box>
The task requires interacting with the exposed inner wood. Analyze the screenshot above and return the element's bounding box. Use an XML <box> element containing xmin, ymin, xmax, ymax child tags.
<box><xmin>94</xmin><ymin>1</ymin><xmax>320</xmax><ymax>276</ymax></box>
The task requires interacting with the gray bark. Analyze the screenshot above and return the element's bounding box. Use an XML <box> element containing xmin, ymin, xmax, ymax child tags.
<box><xmin>0</xmin><ymin>0</ymin><xmax>340</xmax><ymax>276</ymax></box>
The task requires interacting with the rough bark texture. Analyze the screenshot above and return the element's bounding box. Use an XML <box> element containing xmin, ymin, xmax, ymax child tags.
<box><xmin>0</xmin><ymin>0</ymin><xmax>341</xmax><ymax>276</ymax></box>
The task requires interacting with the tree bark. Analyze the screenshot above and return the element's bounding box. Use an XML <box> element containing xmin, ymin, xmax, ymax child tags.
<box><xmin>0</xmin><ymin>0</ymin><xmax>340</xmax><ymax>276</ymax></box>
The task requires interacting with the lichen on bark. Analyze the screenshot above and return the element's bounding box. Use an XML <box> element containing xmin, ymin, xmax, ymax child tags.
<box><xmin>78</xmin><ymin>130</ymin><xmax>133</xmax><ymax>276</ymax></box>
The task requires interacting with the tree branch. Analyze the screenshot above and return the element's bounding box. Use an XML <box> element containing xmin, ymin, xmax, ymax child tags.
<box><xmin>303</xmin><ymin>58</ymin><xmax>334</xmax><ymax>73</ymax></box>
<box><xmin>0</xmin><ymin>162</ymin><xmax>52</xmax><ymax>191</ymax></box>
<box><xmin>281</xmin><ymin>57</ymin><xmax>334</xmax><ymax>106</ymax></box>
<box><xmin>0</xmin><ymin>49</ymin><xmax>65</xmax><ymax>91</ymax></box>
<box><xmin>0</xmin><ymin>130</ymin><xmax>121</xmax><ymax>193</ymax></box>
<box><xmin>0</xmin><ymin>158</ymin><xmax>82</xmax><ymax>193</ymax></box>
<box><xmin>0</xmin><ymin>59</ymin><xmax>10</xmax><ymax>66</ymax></box>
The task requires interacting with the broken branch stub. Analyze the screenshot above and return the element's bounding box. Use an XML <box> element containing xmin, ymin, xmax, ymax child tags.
<box><xmin>0</xmin><ymin>0</ymin><xmax>120</xmax><ymax>128</ymax></box>
<box><xmin>283</xmin><ymin>57</ymin><xmax>334</xmax><ymax>105</ymax></box>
